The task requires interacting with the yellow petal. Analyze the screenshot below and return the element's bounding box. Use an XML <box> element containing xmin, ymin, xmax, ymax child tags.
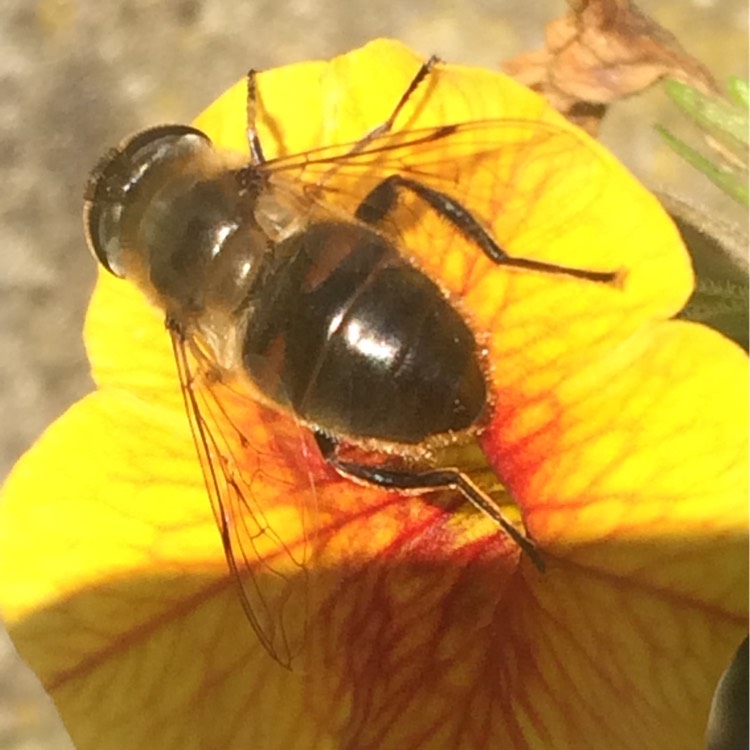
<box><xmin>0</xmin><ymin>39</ymin><xmax>745</xmax><ymax>750</ymax></box>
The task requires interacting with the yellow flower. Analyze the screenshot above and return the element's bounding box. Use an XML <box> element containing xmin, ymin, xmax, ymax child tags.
<box><xmin>0</xmin><ymin>39</ymin><xmax>746</xmax><ymax>750</ymax></box>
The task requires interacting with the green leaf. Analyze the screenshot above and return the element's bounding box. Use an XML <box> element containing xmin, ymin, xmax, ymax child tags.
<box><xmin>663</xmin><ymin>79</ymin><xmax>748</xmax><ymax>157</ymax></box>
<box><xmin>656</xmin><ymin>125</ymin><xmax>749</xmax><ymax>206</ymax></box>
<box><xmin>659</xmin><ymin>78</ymin><xmax>748</xmax><ymax>205</ymax></box>
<box><xmin>727</xmin><ymin>77</ymin><xmax>748</xmax><ymax>109</ymax></box>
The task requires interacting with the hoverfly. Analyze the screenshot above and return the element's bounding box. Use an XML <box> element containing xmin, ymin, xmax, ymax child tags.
<box><xmin>82</xmin><ymin>55</ymin><xmax>616</xmax><ymax>668</ymax></box>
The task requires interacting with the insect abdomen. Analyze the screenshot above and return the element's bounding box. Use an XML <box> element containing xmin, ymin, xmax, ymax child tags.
<box><xmin>243</xmin><ymin>221</ymin><xmax>486</xmax><ymax>444</ymax></box>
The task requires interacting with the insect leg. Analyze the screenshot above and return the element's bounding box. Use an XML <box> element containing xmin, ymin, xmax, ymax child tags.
<box><xmin>356</xmin><ymin>174</ymin><xmax>617</xmax><ymax>284</ymax></box>
<box><xmin>247</xmin><ymin>54</ymin><xmax>440</xmax><ymax>166</ymax></box>
<box><xmin>348</xmin><ymin>55</ymin><xmax>442</xmax><ymax>156</ymax></box>
<box><xmin>315</xmin><ymin>432</ymin><xmax>545</xmax><ymax>571</ymax></box>
<box><xmin>313</xmin><ymin>56</ymin><xmax>442</xmax><ymax>190</ymax></box>
<box><xmin>245</xmin><ymin>69</ymin><xmax>267</xmax><ymax>165</ymax></box>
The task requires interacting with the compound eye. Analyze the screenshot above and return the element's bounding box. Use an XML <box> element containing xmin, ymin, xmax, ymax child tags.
<box><xmin>83</xmin><ymin>125</ymin><xmax>211</xmax><ymax>277</ymax></box>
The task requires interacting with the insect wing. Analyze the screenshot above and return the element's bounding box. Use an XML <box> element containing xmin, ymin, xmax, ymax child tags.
<box><xmin>263</xmin><ymin>120</ymin><xmax>611</xmax><ymax>273</ymax></box>
<box><xmin>171</xmin><ymin>330</ymin><xmax>314</xmax><ymax>669</ymax></box>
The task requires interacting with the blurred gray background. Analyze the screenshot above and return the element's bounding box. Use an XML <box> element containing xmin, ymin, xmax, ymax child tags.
<box><xmin>0</xmin><ymin>1</ymin><xmax>746</xmax><ymax>747</ymax></box>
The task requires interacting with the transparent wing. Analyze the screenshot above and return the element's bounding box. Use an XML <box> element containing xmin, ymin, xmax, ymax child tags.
<box><xmin>258</xmin><ymin>119</ymin><xmax>612</xmax><ymax>270</ymax></box>
<box><xmin>171</xmin><ymin>329</ymin><xmax>316</xmax><ymax>669</ymax></box>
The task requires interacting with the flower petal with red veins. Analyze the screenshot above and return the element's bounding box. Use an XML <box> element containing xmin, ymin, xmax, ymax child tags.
<box><xmin>0</xmin><ymin>38</ymin><xmax>745</xmax><ymax>750</ymax></box>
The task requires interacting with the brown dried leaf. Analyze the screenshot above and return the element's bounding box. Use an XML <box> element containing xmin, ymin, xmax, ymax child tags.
<box><xmin>503</xmin><ymin>0</ymin><xmax>718</xmax><ymax>134</ymax></box>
